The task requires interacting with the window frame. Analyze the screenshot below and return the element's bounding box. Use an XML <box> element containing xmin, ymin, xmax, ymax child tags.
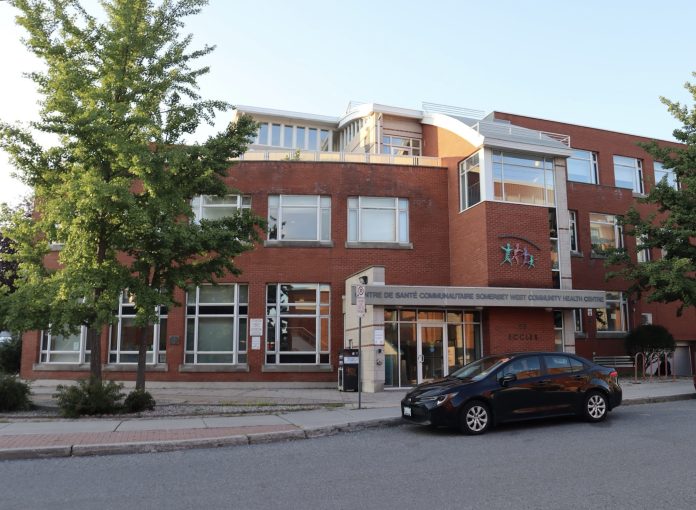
<box><xmin>347</xmin><ymin>196</ymin><xmax>409</xmax><ymax>244</ymax></box>
<box><xmin>569</xmin><ymin>210</ymin><xmax>579</xmax><ymax>253</ymax></box>
<box><xmin>613</xmin><ymin>155</ymin><xmax>644</xmax><ymax>194</ymax></box>
<box><xmin>40</xmin><ymin>326</ymin><xmax>93</xmax><ymax>364</ymax></box>
<box><xmin>492</xmin><ymin>151</ymin><xmax>556</xmax><ymax>206</ymax></box>
<box><xmin>108</xmin><ymin>294</ymin><xmax>168</xmax><ymax>364</ymax></box>
<box><xmin>381</xmin><ymin>135</ymin><xmax>422</xmax><ymax>156</ymax></box>
<box><xmin>191</xmin><ymin>194</ymin><xmax>251</xmax><ymax>223</ymax></box>
<box><xmin>567</xmin><ymin>149</ymin><xmax>599</xmax><ymax>184</ymax></box>
<box><xmin>459</xmin><ymin>152</ymin><xmax>481</xmax><ymax>210</ymax></box>
<box><xmin>267</xmin><ymin>195</ymin><xmax>331</xmax><ymax>242</ymax></box>
<box><xmin>653</xmin><ymin>162</ymin><xmax>679</xmax><ymax>190</ymax></box>
<box><xmin>595</xmin><ymin>291</ymin><xmax>629</xmax><ymax>333</ymax></box>
<box><xmin>589</xmin><ymin>213</ymin><xmax>623</xmax><ymax>257</ymax></box>
<box><xmin>265</xmin><ymin>283</ymin><xmax>330</xmax><ymax>365</ymax></box>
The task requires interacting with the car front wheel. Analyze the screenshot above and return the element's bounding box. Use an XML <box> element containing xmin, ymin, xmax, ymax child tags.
<box><xmin>583</xmin><ymin>391</ymin><xmax>608</xmax><ymax>422</ymax></box>
<box><xmin>459</xmin><ymin>401</ymin><xmax>491</xmax><ymax>435</ymax></box>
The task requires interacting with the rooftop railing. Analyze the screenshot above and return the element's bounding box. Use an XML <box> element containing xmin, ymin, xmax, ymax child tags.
<box><xmin>235</xmin><ymin>149</ymin><xmax>442</xmax><ymax>167</ymax></box>
<box><xmin>469</xmin><ymin>121</ymin><xmax>571</xmax><ymax>147</ymax></box>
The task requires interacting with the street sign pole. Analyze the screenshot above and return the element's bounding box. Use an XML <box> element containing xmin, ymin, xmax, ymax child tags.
<box><xmin>356</xmin><ymin>284</ymin><xmax>366</xmax><ymax>410</ymax></box>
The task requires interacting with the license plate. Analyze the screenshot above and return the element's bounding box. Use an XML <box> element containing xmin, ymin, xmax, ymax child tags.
<box><xmin>403</xmin><ymin>406</ymin><xmax>412</xmax><ymax>417</ymax></box>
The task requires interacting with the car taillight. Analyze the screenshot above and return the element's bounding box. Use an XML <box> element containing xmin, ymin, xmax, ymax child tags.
<box><xmin>609</xmin><ymin>370</ymin><xmax>618</xmax><ymax>383</ymax></box>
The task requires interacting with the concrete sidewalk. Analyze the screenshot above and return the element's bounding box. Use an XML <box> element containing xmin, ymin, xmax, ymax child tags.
<box><xmin>1</xmin><ymin>378</ymin><xmax>693</xmax><ymax>461</ymax></box>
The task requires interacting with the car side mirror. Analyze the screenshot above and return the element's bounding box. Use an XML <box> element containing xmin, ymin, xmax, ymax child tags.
<box><xmin>500</xmin><ymin>373</ymin><xmax>517</xmax><ymax>386</ymax></box>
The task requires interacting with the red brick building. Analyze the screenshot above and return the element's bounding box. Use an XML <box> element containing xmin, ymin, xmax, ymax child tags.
<box><xmin>21</xmin><ymin>102</ymin><xmax>696</xmax><ymax>390</ymax></box>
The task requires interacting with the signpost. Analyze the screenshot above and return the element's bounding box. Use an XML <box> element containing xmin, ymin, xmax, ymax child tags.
<box><xmin>356</xmin><ymin>284</ymin><xmax>366</xmax><ymax>409</ymax></box>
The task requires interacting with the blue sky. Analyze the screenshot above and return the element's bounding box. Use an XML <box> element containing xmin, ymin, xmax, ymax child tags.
<box><xmin>1</xmin><ymin>0</ymin><xmax>695</xmax><ymax>206</ymax></box>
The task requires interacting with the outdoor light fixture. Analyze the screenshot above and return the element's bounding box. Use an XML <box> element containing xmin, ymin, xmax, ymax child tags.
<box><xmin>358</xmin><ymin>276</ymin><xmax>368</xmax><ymax>284</ymax></box>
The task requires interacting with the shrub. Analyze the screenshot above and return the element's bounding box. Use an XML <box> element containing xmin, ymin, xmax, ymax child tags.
<box><xmin>54</xmin><ymin>378</ymin><xmax>125</xmax><ymax>418</ymax></box>
<box><xmin>123</xmin><ymin>389</ymin><xmax>156</xmax><ymax>413</ymax></box>
<box><xmin>0</xmin><ymin>336</ymin><xmax>22</xmax><ymax>374</ymax></box>
<box><xmin>0</xmin><ymin>374</ymin><xmax>31</xmax><ymax>411</ymax></box>
<box><xmin>625</xmin><ymin>324</ymin><xmax>675</xmax><ymax>355</ymax></box>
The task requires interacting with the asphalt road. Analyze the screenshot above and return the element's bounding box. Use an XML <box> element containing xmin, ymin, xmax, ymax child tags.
<box><xmin>2</xmin><ymin>400</ymin><xmax>696</xmax><ymax>510</ymax></box>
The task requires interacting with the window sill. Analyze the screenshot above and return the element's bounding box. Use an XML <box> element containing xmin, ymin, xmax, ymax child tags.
<box><xmin>178</xmin><ymin>364</ymin><xmax>249</xmax><ymax>373</ymax></box>
<box><xmin>571</xmin><ymin>251</ymin><xmax>584</xmax><ymax>258</ymax></box>
<box><xmin>596</xmin><ymin>331</ymin><xmax>628</xmax><ymax>339</ymax></box>
<box><xmin>574</xmin><ymin>332</ymin><xmax>587</xmax><ymax>339</ymax></box>
<box><xmin>262</xmin><ymin>364</ymin><xmax>333</xmax><ymax>373</ymax></box>
<box><xmin>264</xmin><ymin>240</ymin><xmax>334</xmax><ymax>248</ymax></box>
<box><xmin>632</xmin><ymin>192</ymin><xmax>647</xmax><ymax>199</ymax></box>
<box><xmin>104</xmin><ymin>364</ymin><xmax>169</xmax><ymax>372</ymax></box>
<box><xmin>590</xmin><ymin>254</ymin><xmax>608</xmax><ymax>259</ymax></box>
<box><xmin>345</xmin><ymin>242</ymin><xmax>413</xmax><ymax>250</ymax></box>
<box><xmin>33</xmin><ymin>363</ymin><xmax>89</xmax><ymax>371</ymax></box>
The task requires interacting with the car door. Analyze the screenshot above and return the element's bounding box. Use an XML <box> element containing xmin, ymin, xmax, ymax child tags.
<box><xmin>539</xmin><ymin>354</ymin><xmax>588</xmax><ymax>414</ymax></box>
<box><xmin>490</xmin><ymin>355</ymin><xmax>548</xmax><ymax>422</ymax></box>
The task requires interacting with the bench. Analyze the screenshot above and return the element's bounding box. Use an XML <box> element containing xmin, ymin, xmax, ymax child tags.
<box><xmin>592</xmin><ymin>355</ymin><xmax>634</xmax><ymax>368</ymax></box>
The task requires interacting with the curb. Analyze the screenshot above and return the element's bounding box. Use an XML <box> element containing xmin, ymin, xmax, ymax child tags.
<box><xmin>0</xmin><ymin>417</ymin><xmax>402</xmax><ymax>462</ymax></box>
<box><xmin>620</xmin><ymin>393</ymin><xmax>695</xmax><ymax>406</ymax></box>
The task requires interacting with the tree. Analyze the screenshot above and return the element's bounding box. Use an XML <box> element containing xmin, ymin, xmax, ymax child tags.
<box><xmin>606</xmin><ymin>73</ymin><xmax>696</xmax><ymax>315</ymax></box>
<box><xmin>0</xmin><ymin>0</ymin><xmax>261</xmax><ymax>389</ymax></box>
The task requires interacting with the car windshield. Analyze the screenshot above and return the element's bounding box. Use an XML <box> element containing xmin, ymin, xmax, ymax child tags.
<box><xmin>450</xmin><ymin>355</ymin><xmax>510</xmax><ymax>381</ymax></box>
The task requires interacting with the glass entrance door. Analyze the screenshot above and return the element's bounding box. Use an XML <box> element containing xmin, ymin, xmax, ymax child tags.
<box><xmin>418</xmin><ymin>324</ymin><xmax>446</xmax><ymax>383</ymax></box>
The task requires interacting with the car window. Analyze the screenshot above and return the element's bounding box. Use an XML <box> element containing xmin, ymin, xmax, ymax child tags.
<box><xmin>569</xmin><ymin>357</ymin><xmax>585</xmax><ymax>373</ymax></box>
<box><xmin>501</xmin><ymin>356</ymin><xmax>541</xmax><ymax>380</ymax></box>
<box><xmin>544</xmin><ymin>355</ymin><xmax>573</xmax><ymax>375</ymax></box>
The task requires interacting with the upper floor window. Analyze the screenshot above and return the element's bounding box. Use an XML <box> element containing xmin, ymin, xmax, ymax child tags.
<box><xmin>613</xmin><ymin>155</ymin><xmax>643</xmax><ymax>193</ymax></box>
<box><xmin>348</xmin><ymin>197</ymin><xmax>409</xmax><ymax>244</ymax></box>
<box><xmin>567</xmin><ymin>149</ymin><xmax>599</xmax><ymax>184</ymax></box>
<box><xmin>256</xmin><ymin>122</ymin><xmax>331</xmax><ymax>151</ymax></box>
<box><xmin>654</xmin><ymin>162</ymin><xmax>679</xmax><ymax>190</ymax></box>
<box><xmin>381</xmin><ymin>135</ymin><xmax>421</xmax><ymax>156</ymax></box>
<box><xmin>268</xmin><ymin>195</ymin><xmax>331</xmax><ymax>242</ymax></box>
<box><xmin>636</xmin><ymin>234</ymin><xmax>651</xmax><ymax>263</ymax></box>
<box><xmin>569</xmin><ymin>210</ymin><xmax>579</xmax><ymax>253</ymax></box>
<box><xmin>459</xmin><ymin>152</ymin><xmax>481</xmax><ymax>210</ymax></box>
<box><xmin>493</xmin><ymin>152</ymin><xmax>555</xmax><ymax>206</ymax></box>
<box><xmin>192</xmin><ymin>195</ymin><xmax>251</xmax><ymax>223</ymax></box>
<box><xmin>589</xmin><ymin>213</ymin><xmax>623</xmax><ymax>257</ymax></box>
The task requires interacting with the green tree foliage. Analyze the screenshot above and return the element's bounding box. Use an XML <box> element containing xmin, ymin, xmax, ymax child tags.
<box><xmin>624</xmin><ymin>324</ymin><xmax>675</xmax><ymax>356</ymax></box>
<box><xmin>0</xmin><ymin>0</ymin><xmax>261</xmax><ymax>387</ymax></box>
<box><xmin>606</xmin><ymin>74</ymin><xmax>696</xmax><ymax>315</ymax></box>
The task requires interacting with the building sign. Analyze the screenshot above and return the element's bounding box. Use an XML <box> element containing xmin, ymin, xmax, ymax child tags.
<box><xmin>352</xmin><ymin>285</ymin><xmax>605</xmax><ymax>309</ymax></box>
<box><xmin>250</xmin><ymin>319</ymin><xmax>264</xmax><ymax>337</ymax></box>
<box><xmin>500</xmin><ymin>235</ymin><xmax>540</xmax><ymax>269</ymax></box>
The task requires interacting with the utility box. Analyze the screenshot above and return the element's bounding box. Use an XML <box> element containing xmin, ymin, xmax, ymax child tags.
<box><xmin>338</xmin><ymin>348</ymin><xmax>359</xmax><ymax>392</ymax></box>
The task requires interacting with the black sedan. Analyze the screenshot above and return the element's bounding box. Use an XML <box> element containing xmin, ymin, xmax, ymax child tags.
<box><xmin>401</xmin><ymin>352</ymin><xmax>622</xmax><ymax>434</ymax></box>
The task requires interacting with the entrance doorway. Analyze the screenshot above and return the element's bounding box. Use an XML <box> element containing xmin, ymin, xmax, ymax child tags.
<box><xmin>418</xmin><ymin>324</ymin><xmax>446</xmax><ymax>383</ymax></box>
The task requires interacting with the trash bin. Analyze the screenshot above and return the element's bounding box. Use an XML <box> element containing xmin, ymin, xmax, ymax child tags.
<box><xmin>338</xmin><ymin>348</ymin><xmax>359</xmax><ymax>392</ymax></box>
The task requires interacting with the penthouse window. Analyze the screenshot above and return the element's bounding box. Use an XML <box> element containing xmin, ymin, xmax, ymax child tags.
<box><xmin>265</xmin><ymin>284</ymin><xmax>330</xmax><ymax>365</ymax></box>
<box><xmin>459</xmin><ymin>152</ymin><xmax>481</xmax><ymax>210</ymax></box>
<box><xmin>381</xmin><ymin>135</ymin><xmax>421</xmax><ymax>156</ymax></box>
<box><xmin>567</xmin><ymin>149</ymin><xmax>599</xmax><ymax>184</ymax></box>
<box><xmin>256</xmin><ymin>122</ymin><xmax>331</xmax><ymax>151</ymax></box>
<box><xmin>613</xmin><ymin>155</ymin><xmax>643</xmax><ymax>194</ymax></box>
<box><xmin>493</xmin><ymin>152</ymin><xmax>555</xmax><ymax>206</ymax></box>
<box><xmin>654</xmin><ymin>162</ymin><xmax>678</xmax><ymax>190</ymax></box>
<box><xmin>185</xmin><ymin>284</ymin><xmax>248</xmax><ymax>364</ymax></box>
<box><xmin>191</xmin><ymin>194</ymin><xmax>251</xmax><ymax>223</ymax></box>
<box><xmin>589</xmin><ymin>213</ymin><xmax>623</xmax><ymax>257</ymax></box>
<box><xmin>268</xmin><ymin>195</ymin><xmax>331</xmax><ymax>242</ymax></box>
<box><xmin>109</xmin><ymin>294</ymin><xmax>167</xmax><ymax>364</ymax></box>
<box><xmin>595</xmin><ymin>291</ymin><xmax>628</xmax><ymax>332</ymax></box>
<box><xmin>348</xmin><ymin>197</ymin><xmax>409</xmax><ymax>244</ymax></box>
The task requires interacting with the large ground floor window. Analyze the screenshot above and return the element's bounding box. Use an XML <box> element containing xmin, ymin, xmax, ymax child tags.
<box><xmin>185</xmin><ymin>284</ymin><xmax>248</xmax><ymax>364</ymax></box>
<box><xmin>384</xmin><ymin>309</ymin><xmax>481</xmax><ymax>387</ymax></box>
<box><xmin>266</xmin><ymin>283</ymin><xmax>330</xmax><ymax>365</ymax></box>
<box><xmin>595</xmin><ymin>291</ymin><xmax>628</xmax><ymax>332</ymax></box>
<box><xmin>109</xmin><ymin>294</ymin><xmax>168</xmax><ymax>364</ymax></box>
<box><xmin>40</xmin><ymin>326</ymin><xmax>96</xmax><ymax>364</ymax></box>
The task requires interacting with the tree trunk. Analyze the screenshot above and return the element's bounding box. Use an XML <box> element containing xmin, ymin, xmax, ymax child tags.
<box><xmin>135</xmin><ymin>325</ymin><xmax>147</xmax><ymax>391</ymax></box>
<box><xmin>89</xmin><ymin>329</ymin><xmax>102</xmax><ymax>382</ymax></box>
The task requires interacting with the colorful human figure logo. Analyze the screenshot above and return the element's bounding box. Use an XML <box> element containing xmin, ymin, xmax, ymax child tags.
<box><xmin>500</xmin><ymin>242</ymin><xmax>513</xmax><ymax>265</ymax></box>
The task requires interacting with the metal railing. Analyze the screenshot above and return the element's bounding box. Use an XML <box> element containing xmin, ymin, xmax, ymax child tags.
<box><xmin>468</xmin><ymin>120</ymin><xmax>571</xmax><ymax>147</ymax></box>
<box><xmin>235</xmin><ymin>150</ymin><xmax>442</xmax><ymax>167</ymax></box>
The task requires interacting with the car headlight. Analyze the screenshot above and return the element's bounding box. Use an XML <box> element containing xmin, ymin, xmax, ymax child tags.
<box><xmin>435</xmin><ymin>392</ymin><xmax>457</xmax><ymax>406</ymax></box>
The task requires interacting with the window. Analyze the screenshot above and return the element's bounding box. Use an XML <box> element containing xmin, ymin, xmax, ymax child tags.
<box><xmin>567</xmin><ymin>149</ymin><xmax>599</xmax><ymax>184</ymax></box>
<box><xmin>255</xmin><ymin>122</ymin><xmax>331</xmax><ymax>151</ymax></box>
<box><xmin>545</xmin><ymin>355</ymin><xmax>573</xmax><ymax>374</ymax></box>
<box><xmin>40</xmin><ymin>327</ymin><xmax>95</xmax><ymax>364</ymax></box>
<box><xmin>636</xmin><ymin>233</ymin><xmax>651</xmax><ymax>263</ymax></box>
<box><xmin>268</xmin><ymin>195</ymin><xmax>331</xmax><ymax>242</ymax></box>
<box><xmin>493</xmin><ymin>152</ymin><xmax>555</xmax><ymax>206</ymax></box>
<box><xmin>109</xmin><ymin>294</ymin><xmax>167</xmax><ymax>364</ymax></box>
<box><xmin>185</xmin><ymin>284</ymin><xmax>248</xmax><ymax>364</ymax></box>
<box><xmin>573</xmin><ymin>309</ymin><xmax>584</xmax><ymax>333</ymax></box>
<box><xmin>191</xmin><ymin>195</ymin><xmax>251</xmax><ymax>223</ymax></box>
<box><xmin>381</xmin><ymin>135</ymin><xmax>421</xmax><ymax>156</ymax></box>
<box><xmin>266</xmin><ymin>284</ymin><xmax>330</xmax><ymax>365</ymax></box>
<box><xmin>553</xmin><ymin>311</ymin><xmax>563</xmax><ymax>351</ymax></box>
<box><xmin>549</xmin><ymin>209</ymin><xmax>560</xmax><ymax>288</ymax></box>
<box><xmin>589</xmin><ymin>213</ymin><xmax>623</xmax><ymax>256</ymax></box>
<box><xmin>595</xmin><ymin>291</ymin><xmax>628</xmax><ymax>332</ymax></box>
<box><xmin>348</xmin><ymin>197</ymin><xmax>409</xmax><ymax>244</ymax></box>
<box><xmin>569</xmin><ymin>210</ymin><xmax>579</xmax><ymax>253</ymax></box>
<box><xmin>500</xmin><ymin>356</ymin><xmax>542</xmax><ymax>380</ymax></box>
<box><xmin>654</xmin><ymin>162</ymin><xmax>678</xmax><ymax>190</ymax></box>
<box><xmin>459</xmin><ymin>152</ymin><xmax>481</xmax><ymax>210</ymax></box>
<box><xmin>613</xmin><ymin>155</ymin><xmax>643</xmax><ymax>193</ymax></box>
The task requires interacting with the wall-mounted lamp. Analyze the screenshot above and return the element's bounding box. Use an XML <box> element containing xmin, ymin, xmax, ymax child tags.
<box><xmin>358</xmin><ymin>276</ymin><xmax>368</xmax><ymax>284</ymax></box>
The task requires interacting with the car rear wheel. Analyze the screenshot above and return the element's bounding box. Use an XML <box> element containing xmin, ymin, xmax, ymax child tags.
<box><xmin>459</xmin><ymin>401</ymin><xmax>490</xmax><ymax>435</ymax></box>
<box><xmin>583</xmin><ymin>391</ymin><xmax>608</xmax><ymax>422</ymax></box>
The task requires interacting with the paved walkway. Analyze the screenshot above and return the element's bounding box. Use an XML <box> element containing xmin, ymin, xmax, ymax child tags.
<box><xmin>1</xmin><ymin>378</ymin><xmax>693</xmax><ymax>461</ymax></box>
